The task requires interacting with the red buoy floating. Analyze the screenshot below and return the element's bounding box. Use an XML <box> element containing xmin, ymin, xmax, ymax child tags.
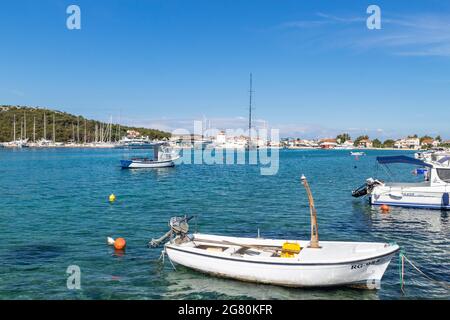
<box><xmin>114</xmin><ymin>237</ymin><xmax>126</xmax><ymax>250</ymax></box>
<box><xmin>380</xmin><ymin>204</ymin><xmax>390</xmax><ymax>213</ymax></box>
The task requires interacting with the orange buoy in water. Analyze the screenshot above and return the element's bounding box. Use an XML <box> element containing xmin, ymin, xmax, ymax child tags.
<box><xmin>380</xmin><ymin>204</ymin><xmax>390</xmax><ymax>213</ymax></box>
<box><xmin>114</xmin><ymin>237</ymin><xmax>126</xmax><ymax>250</ymax></box>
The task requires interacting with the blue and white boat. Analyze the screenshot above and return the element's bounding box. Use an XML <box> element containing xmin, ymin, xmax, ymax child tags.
<box><xmin>352</xmin><ymin>155</ymin><xmax>450</xmax><ymax>210</ymax></box>
<box><xmin>120</xmin><ymin>144</ymin><xmax>180</xmax><ymax>169</ymax></box>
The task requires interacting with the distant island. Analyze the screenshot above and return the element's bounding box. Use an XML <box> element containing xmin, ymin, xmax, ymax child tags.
<box><xmin>0</xmin><ymin>105</ymin><xmax>170</xmax><ymax>143</ymax></box>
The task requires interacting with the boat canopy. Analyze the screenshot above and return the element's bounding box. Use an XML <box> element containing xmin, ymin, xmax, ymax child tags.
<box><xmin>376</xmin><ymin>155</ymin><xmax>433</xmax><ymax>168</ymax></box>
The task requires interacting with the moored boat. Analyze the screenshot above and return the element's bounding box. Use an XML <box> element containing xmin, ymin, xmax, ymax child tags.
<box><xmin>120</xmin><ymin>143</ymin><xmax>179</xmax><ymax>169</ymax></box>
<box><xmin>150</xmin><ymin>176</ymin><xmax>399</xmax><ymax>289</ymax></box>
<box><xmin>352</xmin><ymin>155</ymin><xmax>450</xmax><ymax>209</ymax></box>
<box><xmin>350</xmin><ymin>151</ymin><xmax>365</xmax><ymax>156</ymax></box>
<box><xmin>115</xmin><ymin>136</ymin><xmax>156</xmax><ymax>149</ymax></box>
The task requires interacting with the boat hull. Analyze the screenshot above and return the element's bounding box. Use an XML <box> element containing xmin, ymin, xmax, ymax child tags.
<box><xmin>371</xmin><ymin>185</ymin><xmax>450</xmax><ymax>210</ymax></box>
<box><xmin>165</xmin><ymin>235</ymin><xmax>399</xmax><ymax>289</ymax></box>
<box><xmin>120</xmin><ymin>159</ymin><xmax>175</xmax><ymax>168</ymax></box>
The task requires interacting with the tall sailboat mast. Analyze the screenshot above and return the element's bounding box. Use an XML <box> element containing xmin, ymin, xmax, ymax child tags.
<box><xmin>24</xmin><ymin>111</ymin><xmax>27</xmax><ymax>140</ymax></box>
<box><xmin>53</xmin><ymin>114</ymin><xmax>56</xmax><ymax>143</ymax></box>
<box><xmin>44</xmin><ymin>113</ymin><xmax>47</xmax><ymax>140</ymax></box>
<box><xmin>33</xmin><ymin>116</ymin><xmax>36</xmax><ymax>142</ymax></box>
<box><xmin>248</xmin><ymin>73</ymin><xmax>253</xmax><ymax>144</ymax></box>
<box><xmin>13</xmin><ymin>114</ymin><xmax>16</xmax><ymax>141</ymax></box>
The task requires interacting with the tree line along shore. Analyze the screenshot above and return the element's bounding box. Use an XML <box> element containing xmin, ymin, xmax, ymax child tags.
<box><xmin>0</xmin><ymin>105</ymin><xmax>170</xmax><ymax>143</ymax></box>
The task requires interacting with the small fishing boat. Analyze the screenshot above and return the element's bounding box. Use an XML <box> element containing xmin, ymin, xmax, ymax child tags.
<box><xmin>352</xmin><ymin>155</ymin><xmax>450</xmax><ymax>209</ymax></box>
<box><xmin>150</xmin><ymin>176</ymin><xmax>399</xmax><ymax>289</ymax></box>
<box><xmin>350</xmin><ymin>151</ymin><xmax>365</xmax><ymax>156</ymax></box>
<box><xmin>120</xmin><ymin>143</ymin><xmax>180</xmax><ymax>168</ymax></box>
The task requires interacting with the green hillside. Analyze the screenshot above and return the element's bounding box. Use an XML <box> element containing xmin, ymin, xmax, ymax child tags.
<box><xmin>0</xmin><ymin>105</ymin><xmax>170</xmax><ymax>142</ymax></box>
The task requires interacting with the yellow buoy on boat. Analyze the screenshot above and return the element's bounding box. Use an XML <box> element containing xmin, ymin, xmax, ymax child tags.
<box><xmin>109</xmin><ymin>193</ymin><xmax>116</xmax><ymax>202</ymax></box>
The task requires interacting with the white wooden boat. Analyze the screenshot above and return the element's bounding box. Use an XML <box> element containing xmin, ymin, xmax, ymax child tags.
<box><xmin>150</xmin><ymin>176</ymin><xmax>399</xmax><ymax>289</ymax></box>
<box><xmin>352</xmin><ymin>155</ymin><xmax>450</xmax><ymax>210</ymax></box>
<box><xmin>164</xmin><ymin>234</ymin><xmax>398</xmax><ymax>288</ymax></box>
<box><xmin>121</xmin><ymin>144</ymin><xmax>179</xmax><ymax>169</ymax></box>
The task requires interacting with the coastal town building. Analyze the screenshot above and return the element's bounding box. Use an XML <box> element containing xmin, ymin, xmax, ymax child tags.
<box><xmin>394</xmin><ymin>137</ymin><xmax>420</xmax><ymax>149</ymax></box>
<box><xmin>319</xmin><ymin>138</ymin><xmax>337</xmax><ymax>149</ymax></box>
<box><xmin>420</xmin><ymin>138</ymin><xmax>440</xmax><ymax>148</ymax></box>
<box><xmin>342</xmin><ymin>140</ymin><xmax>354</xmax><ymax>148</ymax></box>
<box><xmin>126</xmin><ymin>130</ymin><xmax>141</xmax><ymax>138</ymax></box>
<box><xmin>283</xmin><ymin>138</ymin><xmax>318</xmax><ymax>148</ymax></box>
<box><xmin>357</xmin><ymin>139</ymin><xmax>373</xmax><ymax>148</ymax></box>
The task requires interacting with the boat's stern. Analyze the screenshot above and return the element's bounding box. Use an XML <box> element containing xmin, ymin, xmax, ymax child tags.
<box><xmin>120</xmin><ymin>160</ymin><xmax>133</xmax><ymax>168</ymax></box>
<box><xmin>352</xmin><ymin>178</ymin><xmax>384</xmax><ymax>198</ymax></box>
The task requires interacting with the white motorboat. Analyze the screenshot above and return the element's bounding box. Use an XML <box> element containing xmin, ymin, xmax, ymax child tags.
<box><xmin>352</xmin><ymin>155</ymin><xmax>450</xmax><ymax>210</ymax></box>
<box><xmin>3</xmin><ymin>139</ymin><xmax>29</xmax><ymax>148</ymax></box>
<box><xmin>415</xmin><ymin>149</ymin><xmax>450</xmax><ymax>166</ymax></box>
<box><xmin>121</xmin><ymin>144</ymin><xmax>179</xmax><ymax>169</ymax></box>
<box><xmin>350</xmin><ymin>151</ymin><xmax>365</xmax><ymax>156</ymax></box>
<box><xmin>150</xmin><ymin>176</ymin><xmax>399</xmax><ymax>289</ymax></box>
<box><xmin>115</xmin><ymin>136</ymin><xmax>155</xmax><ymax>149</ymax></box>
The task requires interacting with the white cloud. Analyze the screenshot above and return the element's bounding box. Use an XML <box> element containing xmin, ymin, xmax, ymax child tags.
<box><xmin>279</xmin><ymin>12</ymin><xmax>450</xmax><ymax>57</ymax></box>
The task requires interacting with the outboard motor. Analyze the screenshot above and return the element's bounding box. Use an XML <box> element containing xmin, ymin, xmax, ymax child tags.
<box><xmin>149</xmin><ymin>216</ymin><xmax>194</xmax><ymax>248</ymax></box>
<box><xmin>352</xmin><ymin>178</ymin><xmax>382</xmax><ymax>198</ymax></box>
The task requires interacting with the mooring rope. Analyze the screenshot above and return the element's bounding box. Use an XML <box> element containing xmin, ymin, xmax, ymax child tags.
<box><xmin>399</xmin><ymin>251</ymin><xmax>450</xmax><ymax>292</ymax></box>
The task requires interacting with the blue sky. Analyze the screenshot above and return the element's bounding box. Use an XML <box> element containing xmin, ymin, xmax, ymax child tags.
<box><xmin>1</xmin><ymin>0</ymin><xmax>450</xmax><ymax>139</ymax></box>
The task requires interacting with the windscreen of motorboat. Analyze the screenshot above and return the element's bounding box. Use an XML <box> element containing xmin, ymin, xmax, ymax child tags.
<box><xmin>436</xmin><ymin>169</ymin><xmax>450</xmax><ymax>182</ymax></box>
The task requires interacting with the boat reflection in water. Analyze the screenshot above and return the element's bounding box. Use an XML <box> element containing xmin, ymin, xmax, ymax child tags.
<box><xmin>161</xmin><ymin>269</ymin><xmax>380</xmax><ymax>300</ymax></box>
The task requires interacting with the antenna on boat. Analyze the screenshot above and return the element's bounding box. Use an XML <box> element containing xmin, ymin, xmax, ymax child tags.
<box><xmin>301</xmin><ymin>175</ymin><xmax>320</xmax><ymax>249</ymax></box>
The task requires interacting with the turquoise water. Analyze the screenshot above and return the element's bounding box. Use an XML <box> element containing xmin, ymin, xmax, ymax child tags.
<box><xmin>0</xmin><ymin>148</ymin><xmax>448</xmax><ymax>300</ymax></box>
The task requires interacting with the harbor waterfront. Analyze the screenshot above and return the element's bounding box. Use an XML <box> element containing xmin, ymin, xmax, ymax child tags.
<box><xmin>0</xmin><ymin>148</ymin><xmax>448</xmax><ymax>299</ymax></box>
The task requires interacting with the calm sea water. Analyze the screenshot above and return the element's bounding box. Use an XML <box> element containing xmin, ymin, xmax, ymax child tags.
<box><xmin>0</xmin><ymin>148</ymin><xmax>448</xmax><ymax>300</ymax></box>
